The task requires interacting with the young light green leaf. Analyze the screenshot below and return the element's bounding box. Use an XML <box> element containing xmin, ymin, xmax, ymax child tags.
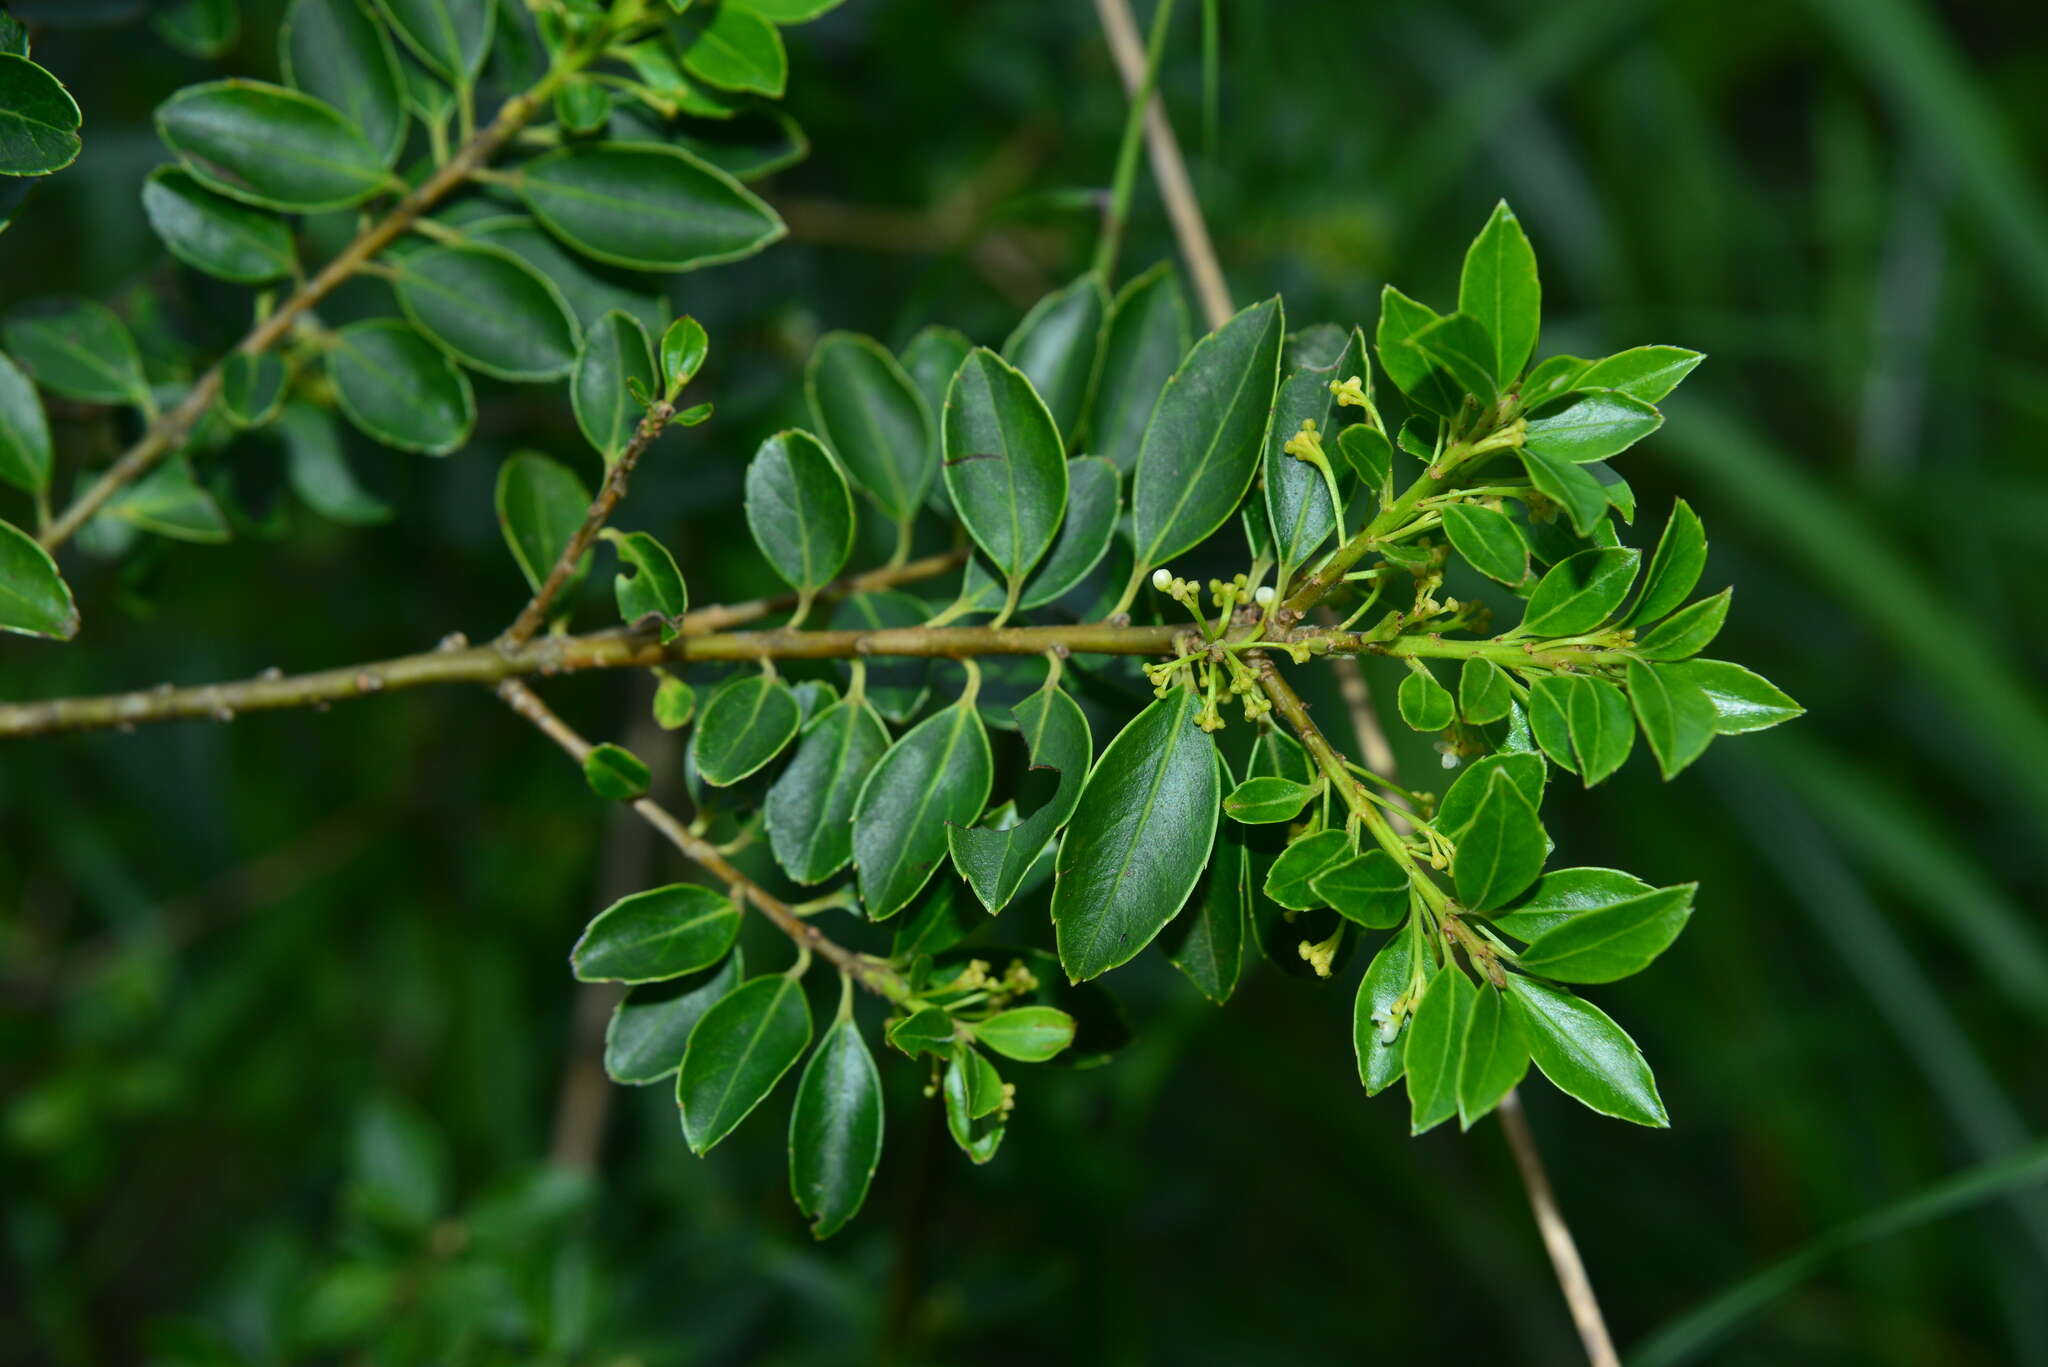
<box><xmin>373</xmin><ymin>0</ymin><xmax>493</xmax><ymax>83</ymax></box>
<box><xmin>853</xmin><ymin>701</ymin><xmax>994</xmax><ymax>920</ymax></box>
<box><xmin>0</xmin><ymin>52</ymin><xmax>80</xmax><ymax>175</ymax></box>
<box><xmin>1521</xmin><ymin>546</ymin><xmax>1640</xmax><ymax>636</ymax></box>
<box><xmin>948</xmin><ymin>683</ymin><xmax>1090</xmax><ymax>914</ymax></box>
<box><xmin>1441</xmin><ymin>501</ymin><xmax>1531</xmax><ymax>586</ymax></box>
<box><xmin>1626</xmin><ymin>658</ymin><xmax>1717</xmax><ymax>779</ymax></box>
<box><xmin>278</xmin><ymin>402</ymin><xmax>392</xmax><ymax>525</ymax></box>
<box><xmin>942</xmin><ymin>1044</ymin><xmax>1005</xmax><ymax>1163</ymax></box>
<box><xmin>1633</xmin><ymin>588</ymin><xmax>1731</xmax><ymax>661</ymax></box>
<box><xmin>1313</xmin><ymin>850</ymin><xmax>1409</xmax><ymax>929</ymax></box>
<box><xmin>141</xmin><ymin>166</ymin><xmax>296</xmax><ymax>284</ymax></box>
<box><xmin>1669</xmin><ymin>659</ymin><xmax>1803</xmax><ymax>735</ymax></box>
<box><xmin>0</xmin><ymin>518</ymin><xmax>77</xmax><ymax>640</ymax></box>
<box><xmin>885</xmin><ymin>1004</ymin><xmax>955</xmax><ymax>1058</ymax></box>
<box><xmin>1456</xmin><ymin>984</ymin><xmax>1529</xmax><ymax>1129</ymax></box>
<box><xmin>1459</xmin><ymin>657</ymin><xmax>1514</xmax><ymax>725</ymax></box>
<box><xmin>1262</xmin><ymin>828</ymin><xmax>1350</xmax><ymax>912</ymax></box>
<box><xmin>582</xmin><ymin>742</ymin><xmax>650</xmax><ymax>801</ymax></box>
<box><xmin>573</xmin><ymin>884</ymin><xmax>739</xmax><ymax>983</ymax></box>
<box><xmin>660</xmin><ymin>315</ymin><xmax>709</xmax><ymax>395</ymax></box>
<box><xmin>1520</xmin><ymin>354</ymin><xmax>1590</xmax><ymax>407</ymax></box>
<box><xmin>328</xmin><ymin>318</ymin><xmax>475</xmax><ymax>455</ymax></box>
<box><xmin>942</xmin><ymin>347</ymin><xmax>1067</xmax><ymax>584</ymax></box>
<box><xmin>676</xmin><ymin>3</ymin><xmax>787</xmax><ymax>98</ymax></box>
<box><xmin>281</xmin><ymin>0</ymin><xmax>409</xmax><ymax>165</ymax></box>
<box><xmin>807</xmin><ymin>331</ymin><xmax>934</xmax><ymax>526</ymax></box>
<box><xmin>1375</xmin><ymin>284</ymin><xmax>1460</xmax><ymax>416</ymax></box>
<box><xmin>1575</xmin><ymin>346</ymin><xmax>1703</xmax><ymax>403</ymax></box>
<box><xmin>1504</xmin><ymin>974</ymin><xmax>1667</xmax><ymax>1126</ymax></box>
<box><xmin>517</xmin><ymin>142</ymin><xmax>785</xmax><ymax>272</ymax></box>
<box><xmin>1338</xmin><ymin>422</ymin><xmax>1393</xmax><ymax>496</ymax></box>
<box><xmin>1052</xmin><ymin>688</ymin><xmax>1222</xmax><ymax>981</ymax></box>
<box><xmin>390</xmin><ymin>243</ymin><xmax>581</xmax><ymax>382</ymax></box>
<box><xmin>1224</xmin><ymin>775</ymin><xmax>1317</xmax><ymax>825</ymax></box>
<box><xmin>971</xmin><ymin>1006</ymin><xmax>1076</xmax><ymax>1063</ymax></box>
<box><xmin>1406</xmin><ymin>964</ymin><xmax>1475</xmax><ymax>1134</ymax></box>
<box><xmin>1522</xmin><ymin>390</ymin><xmax>1664</xmax><ymax>464</ymax></box>
<box><xmin>1132</xmin><ymin>295</ymin><xmax>1284</xmax><ymax>568</ymax></box>
<box><xmin>1626</xmin><ymin>498</ymin><xmax>1706</xmax><ymax>626</ymax></box>
<box><xmin>766</xmin><ymin>698</ymin><xmax>890</xmax><ymax>885</ymax></box>
<box><xmin>573</xmin><ymin>311</ymin><xmax>656</xmax><ymax>462</ymax></box>
<box><xmin>1003</xmin><ymin>274</ymin><xmax>1107</xmax><ymax>445</ymax></box>
<box><xmin>789</xmin><ymin>1015</ymin><xmax>882</xmax><ymax>1240</ymax></box>
<box><xmin>219</xmin><ymin>351</ymin><xmax>286</xmax><ymax>428</ymax></box>
<box><xmin>1518</xmin><ymin>444</ymin><xmax>1609</xmax><ymax>536</ymax></box>
<box><xmin>678</xmin><ymin>974</ymin><xmax>812</xmax><ymax>1154</ymax></box>
<box><xmin>746</xmin><ymin>429</ymin><xmax>855</xmax><ymax>597</ymax></box>
<box><xmin>494</xmin><ymin>451</ymin><xmax>589</xmax><ymax>595</ymax></box>
<box><xmin>1517</xmin><ymin>883</ymin><xmax>1695</xmax><ymax>983</ymax></box>
<box><xmin>1355</xmin><ymin>929</ymin><xmax>1423</xmax><ymax>1095</ymax></box>
<box><xmin>3</xmin><ymin>301</ymin><xmax>148</xmax><ymax>407</ymax></box>
<box><xmin>0</xmin><ymin>351</ymin><xmax>51</xmax><ymax>494</ymax></box>
<box><xmin>605</xmin><ymin>950</ymin><xmax>742</xmax><ymax>1086</ymax></box>
<box><xmin>1093</xmin><ymin>261</ymin><xmax>1189</xmax><ymax>472</ymax></box>
<box><xmin>1019</xmin><ymin>456</ymin><xmax>1119</xmax><ymax>609</ymax></box>
<box><xmin>653</xmin><ymin>672</ymin><xmax>696</xmax><ymax>730</ymax></box>
<box><xmin>156</xmin><ymin>80</ymin><xmax>385</xmax><ymax>212</ymax></box>
<box><xmin>1451</xmin><ymin>768</ymin><xmax>1546</xmax><ymax>911</ymax></box>
<box><xmin>1406</xmin><ymin>311</ymin><xmax>1499</xmax><ymax>403</ymax></box>
<box><xmin>729</xmin><ymin>0</ymin><xmax>845</xmax><ymax>22</ymax></box>
<box><xmin>600</xmin><ymin>529</ymin><xmax>686</xmax><ymax>639</ymax></box>
<box><xmin>1458</xmin><ymin>200</ymin><xmax>1540</xmax><ymax>384</ymax></box>
<box><xmin>1398</xmin><ymin>667</ymin><xmax>1456</xmax><ymax>732</ymax></box>
<box><xmin>695</xmin><ymin>674</ymin><xmax>803</xmax><ymax>786</ymax></box>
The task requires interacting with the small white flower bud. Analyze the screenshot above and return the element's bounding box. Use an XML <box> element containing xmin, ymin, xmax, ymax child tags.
<box><xmin>1151</xmin><ymin>567</ymin><xmax>1173</xmax><ymax>592</ymax></box>
<box><xmin>1254</xmin><ymin>584</ymin><xmax>1276</xmax><ymax>606</ymax></box>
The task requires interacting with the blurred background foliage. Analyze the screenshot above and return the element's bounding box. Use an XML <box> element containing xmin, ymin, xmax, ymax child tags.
<box><xmin>4</xmin><ymin>0</ymin><xmax>2047</xmax><ymax>1363</ymax></box>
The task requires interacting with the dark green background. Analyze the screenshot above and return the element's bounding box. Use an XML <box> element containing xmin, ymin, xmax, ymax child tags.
<box><xmin>4</xmin><ymin>1</ymin><xmax>2046</xmax><ymax>1362</ymax></box>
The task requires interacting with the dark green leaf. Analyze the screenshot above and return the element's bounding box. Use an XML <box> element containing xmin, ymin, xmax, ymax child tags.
<box><xmin>746</xmin><ymin>428</ymin><xmax>854</xmax><ymax>596</ymax></box>
<box><xmin>1526</xmin><ymin>674</ymin><xmax>1576</xmax><ymax>774</ymax></box>
<box><xmin>0</xmin><ymin>517</ymin><xmax>76</xmax><ymax>639</ymax></box>
<box><xmin>1456</xmin><ymin>984</ymin><xmax>1529</xmax><ymax>1128</ymax></box>
<box><xmin>1223</xmin><ymin>775</ymin><xmax>1316</xmax><ymax>825</ymax></box>
<box><xmin>328</xmin><ymin>318</ymin><xmax>475</xmax><ymax>455</ymax></box>
<box><xmin>1626</xmin><ymin>658</ymin><xmax>1717</xmax><ymax>779</ymax></box>
<box><xmin>494</xmin><ymin>450</ymin><xmax>588</xmax><ymax>594</ymax></box>
<box><xmin>949</xmin><ymin>683</ymin><xmax>1090</xmax><ymax>913</ymax></box>
<box><xmin>1670</xmin><ymin>659</ymin><xmax>1803</xmax><ymax>735</ymax></box>
<box><xmin>1375</xmin><ymin>284</ymin><xmax>1460</xmax><ymax>416</ymax></box>
<box><xmin>678</xmin><ymin>974</ymin><xmax>812</xmax><ymax>1154</ymax></box>
<box><xmin>141</xmin><ymin>166</ymin><xmax>296</xmax><ymax>284</ymax></box>
<box><xmin>1575</xmin><ymin>345</ymin><xmax>1703</xmax><ymax>403</ymax></box>
<box><xmin>605</xmin><ymin>950</ymin><xmax>742</xmax><ymax>1085</ymax></box>
<box><xmin>467</xmin><ymin>214</ymin><xmax>668</xmax><ymax>337</ymax></box>
<box><xmin>1458</xmin><ymin>200</ymin><xmax>1540</xmax><ymax>384</ymax></box>
<box><xmin>1052</xmin><ymin>688</ymin><xmax>1222</xmax><ymax>981</ymax></box>
<box><xmin>942</xmin><ymin>347</ymin><xmax>1067</xmax><ymax>584</ymax></box>
<box><xmin>1018</xmin><ymin>456</ymin><xmax>1118</xmax><ymax>609</ymax></box>
<box><xmin>766</xmin><ymin>698</ymin><xmax>890</xmax><ymax>885</ymax></box>
<box><xmin>1518</xmin><ymin>444</ymin><xmax>1609</xmax><ymax>537</ymax></box>
<box><xmin>1355</xmin><ymin>928</ymin><xmax>1424</xmax><ymax>1095</ymax></box>
<box><xmin>1626</xmin><ymin>498</ymin><xmax>1707</xmax><ymax>626</ymax></box>
<box><xmin>1263</xmin><ymin>327</ymin><xmax>1364</xmax><ymax>569</ymax></box>
<box><xmin>1132</xmin><ymin>295</ymin><xmax>1284</xmax><ymax>568</ymax></box>
<box><xmin>1337</xmin><ymin>422</ymin><xmax>1392</xmax><ymax>496</ymax></box>
<box><xmin>518</xmin><ymin>142</ymin><xmax>784</xmax><ymax>272</ymax></box>
<box><xmin>219</xmin><ymin>351</ymin><xmax>285</xmax><ymax>428</ymax></box>
<box><xmin>3</xmin><ymin>301</ymin><xmax>147</xmax><ymax>407</ymax></box>
<box><xmin>1634</xmin><ymin>587</ymin><xmax>1731</xmax><ymax>661</ymax></box>
<box><xmin>1504</xmin><ymin>975</ymin><xmax>1667</xmax><ymax>1126</ymax></box>
<box><xmin>807</xmin><ymin>331</ymin><xmax>933</xmax><ymax>525</ymax></box>
<box><xmin>972</xmin><ymin>1006</ymin><xmax>1075</xmax><ymax>1063</ymax></box>
<box><xmin>0</xmin><ymin>52</ymin><xmax>80</xmax><ymax>175</ymax></box>
<box><xmin>582</xmin><ymin>741</ymin><xmax>650</xmax><ymax>801</ymax></box>
<box><xmin>1437</xmin><ymin>752</ymin><xmax>1546</xmax><ymax>836</ymax></box>
<box><xmin>604</xmin><ymin>531</ymin><xmax>687</xmax><ymax>635</ymax></box>
<box><xmin>1522</xmin><ymin>390</ymin><xmax>1664</xmax><ymax>465</ymax></box>
<box><xmin>675</xmin><ymin>3</ymin><xmax>787</xmax><ymax>98</ymax></box>
<box><xmin>789</xmin><ymin>1014</ymin><xmax>882</xmax><ymax>1239</ymax></box>
<box><xmin>554</xmin><ymin>77</ymin><xmax>610</xmax><ymax>134</ymax></box>
<box><xmin>695</xmin><ymin>673</ymin><xmax>802</xmax><ymax>786</ymax></box>
<box><xmin>1162</xmin><ymin>767</ymin><xmax>1249</xmax><ymax>1003</ymax></box>
<box><xmin>278</xmin><ymin>402</ymin><xmax>391</xmax><ymax>525</ymax></box>
<box><xmin>1262</xmin><ymin>827</ymin><xmax>1350</xmax><ymax>912</ymax></box>
<box><xmin>1406</xmin><ymin>965</ymin><xmax>1475</xmax><ymax>1133</ymax></box>
<box><xmin>390</xmin><ymin>242</ymin><xmax>581</xmax><ymax>382</ymax></box>
<box><xmin>0</xmin><ymin>351</ymin><xmax>51</xmax><ymax>493</ymax></box>
<box><xmin>103</xmin><ymin>456</ymin><xmax>228</xmax><ymax>542</ymax></box>
<box><xmin>373</xmin><ymin>0</ymin><xmax>492</xmax><ymax>83</ymax></box>
<box><xmin>665</xmin><ymin>106</ymin><xmax>808</xmax><ymax>182</ymax></box>
<box><xmin>1398</xmin><ymin>666</ymin><xmax>1456</xmax><ymax>732</ymax></box>
<box><xmin>1312</xmin><ymin>850</ymin><xmax>1409</xmax><ymax>929</ymax></box>
<box><xmin>1406</xmin><ymin>311</ymin><xmax>1498</xmax><ymax>403</ymax></box>
<box><xmin>885</xmin><ymin>1005</ymin><xmax>955</xmax><ymax>1058</ymax></box>
<box><xmin>1441</xmin><ymin>501</ymin><xmax>1530</xmax><ymax>585</ymax></box>
<box><xmin>281</xmin><ymin>0</ymin><xmax>408</xmax><ymax>165</ymax></box>
<box><xmin>1458</xmin><ymin>657</ymin><xmax>1513</xmax><ymax>725</ymax></box>
<box><xmin>853</xmin><ymin>701</ymin><xmax>993</xmax><ymax>919</ymax></box>
<box><xmin>572</xmin><ymin>310</ymin><xmax>656</xmax><ymax>462</ymax></box>
<box><xmin>1517</xmin><ymin>883</ymin><xmax>1694</xmax><ymax>983</ymax></box>
<box><xmin>1521</xmin><ymin>546</ymin><xmax>1639</xmax><ymax>636</ymax></box>
<box><xmin>572</xmin><ymin>883</ymin><xmax>739</xmax><ymax>982</ymax></box>
<box><xmin>1451</xmin><ymin>768</ymin><xmax>1546</xmax><ymax>911</ymax></box>
<box><xmin>1492</xmin><ymin>867</ymin><xmax>1655</xmax><ymax>942</ymax></box>
<box><xmin>1093</xmin><ymin>261</ymin><xmax>1188</xmax><ymax>472</ymax></box>
<box><xmin>1002</xmin><ymin>274</ymin><xmax>1106</xmax><ymax>445</ymax></box>
<box><xmin>898</xmin><ymin>324</ymin><xmax>968</xmax><ymax>511</ymax></box>
<box><xmin>156</xmin><ymin>80</ymin><xmax>385</xmax><ymax>212</ymax></box>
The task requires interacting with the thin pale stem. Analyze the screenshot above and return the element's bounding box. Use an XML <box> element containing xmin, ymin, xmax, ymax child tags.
<box><xmin>1091</xmin><ymin>0</ymin><xmax>1177</xmax><ymax>285</ymax></box>
<box><xmin>1498</xmin><ymin>1090</ymin><xmax>1622</xmax><ymax>1367</ymax></box>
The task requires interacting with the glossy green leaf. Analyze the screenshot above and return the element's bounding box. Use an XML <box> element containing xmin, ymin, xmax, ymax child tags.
<box><xmin>104</xmin><ymin>456</ymin><xmax>228</xmax><ymax>542</ymax></box>
<box><xmin>1019</xmin><ymin>456</ymin><xmax>1118</xmax><ymax>609</ymax></box>
<box><xmin>1634</xmin><ymin>588</ymin><xmax>1731</xmax><ymax>661</ymax></box>
<box><xmin>1338</xmin><ymin>422</ymin><xmax>1393</xmax><ymax>496</ymax></box>
<box><xmin>1131</xmin><ymin>295</ymin><xmax>1284</xmax><ymax>568</ymax></box>
<box><xmin>1223</xmin><ymin>775</ymin><xmax>1317</xmax><ymax>825</ymax></box>
<box><xmin>219</xmin><ymin>351</ymin><xmax>286</xmax><ymax>428</ymax></box>
<box><xmin>659</xmin><ymin>315</ymin><xmax>708</xmax><ymax>395</ymax></box>
<box><xmin>1398</xmin><ymin>667</ymin><xmax>1456</xmax><ymax>732</ymax></box>
<box><xmin>1262</xmin><ymin>827</ymin><xmax>1350</xmax><ymax>912</ymax></box>
<box><xmin>942</xmin><ymin>1045</ymin><xmax>1004</xmax><ymax>1163</ymax></box>
<box><xmin>554</xmin><ymin>77</ymin><xmax>611</xmax><ymax>134</ymax></box>
<box><xmin>1492</xmin><ymin>867</ymin><xmax>1657</xmax><ymax>941</ymax></box>
<box><xmin>373</xmin><ymin>0</ymin><xmax>492</xmax><ymax>82</ymax></box>
<box><xmin>573</xmin><ymin>883</ymin><xmax>739</xmax><ymax>983</ymax></box>
<box><xmin>746</xmin><ymin>429</ymin><xmax>854</xmax><ymax>596</ymax></box>
<box><xmin>972</xmin><ymin>1006</ymin><xmax>1075</xmax><ymax>1063</ymax></box>
<box><xmin>1406</xmin><ymin>964</ymin><xmax>1475</xmax><ymax>1134</ymax></box>
<box><xmin>1458</xmin><ymin>200</ymin><xmax>1540</xmax><ymax>383</ymax></box>
<box><xmin>573</xmin><ymin>310</ymin><xmax>656</xmax><ymax>462</ymax></box>
<box><xmin>1093</xmin><ymin>261</ymin><xmax>1189</xmax><ymax>472</ymax></box>
<box><xmin>1517</xmin><ymin>883</ymin><xmax>1694</xmax><ymax>983</ymax></box>
<box><xmin>280</xmin><ymin>0</ymin><xmax>407</xmax><ymax>164</ymax></box>
<box><xmin>1163</xmin><ymin>766</ymin><xmax>1250</xmax><ymax>1004</ymax></box>
<box><xmin>1003</xmin><ymin>274</ymin><xmax>1106</xmax><ymax>445</ymax></box>
<box><xmin>1406</xmin><ymin>311</ymin><xmax>1498</xmax><ymax>403</ymax></box>
<box><xmin>1504</xmin><ymin>974</ymin><xmax>1667</xmax><ymax>1126</ymax></box>
<box><xmin>807</xmin><ymin>331</ymin><xmax>933</xmax><ymax>525</ymax></box>
<box><xmin>1523</xmin><ymin>390</ymin><xmax>1664</xmax><ymax>464</ymax></box>
<box><xmin>1565</xmin><ymin>676</ymin><xmax>1635</xmax><ymax>785</ymax></box>
<box><xmin>1441</xmin><ymin>501</ymin><xmax>1530</xmax><ymax>585</ymax></box>
<box><xmin>729</xmin><ymin>0</ymin><xmax>845</xmax><ymax>21</ymax></box>
<box><xmin>601</xmin><ymin>529</ymin><xmax>686</xmax><ymax>638</ymax></box>
<box><xmin>141</xmin><ymin>166</ymin><xmax>296</xmax><ymax>284</ymax></box>
<box><xmin>1312</xmin><ymin>850</ymin><xmax>1409</xmax><ymax>929</ymax></box>
<box><xmin>1375</xmin><ymin>284</ymin><xmax>1460</xmax><ymax>416</ymax></box>
<box><xmin>1456</xmin><ymin>984</ymin><xmax>1530</xmax><ymax>1128</ymax></box>
<box><xmin>278</xmin><ymin>402</ymin><xmax>391</xmax><ymax>525</ymax></box>
<box><xmin>494</xmin><ymin>450</ymin><xmax>588</xmax><ymax>594</ymax></box>
<box><xmin>605</xmin><ymin>950</ymin><xmax>741</xmax><ymax>1085</ymax></box>
<box><xmin>1264</xmin><ymin>327</ymin><xmax>1364</xmax><ymax>570</ymax></box>
<box><xmin>678</xmin><ymin>974</ymin><xmax>812</xmax><ymax>1154</ymax></box>
<box><xmin>1526</xmin><ymin>674</ymin><xmax>1578</xmax><ymax>774</ymax></box>
<box><xmin>695</xmin><ymin>673</ymin><xmax>803</xmax><ymax>786</ymax></box>
<box><xmin>390</xmin><ymin>243</ymin><xmax>581</xmax><ymax>382</ymax></box>
<box><xmin>1451</xmin><ymin>768</ymin><xmax>1546</xmax><ymax>911</ymax></box>
<box><xmin>885</xmin><ymin>1005</ymin><xmax>955</xmax><ymax>1058</ymax></box>
<box><xmin>156</xmin><ymin>80</ymin><xmax>385</xmax><ymax>212</ymax></box>
<box><xmin>789</xmin><ymin>1015</ymin><xmax>882</xmax><ymax>1240</ymax></box>
<box><xmin>676</xmin><ymin>4</ymin><xmax>787</xmax><ymax>98</ymax></box>
<box><xmin>0</xmin><ymin>351</ymin><xmax>51</xmax><ymax>494</ymax></box>
<box><xmin>1520</xmin><ymin>354</ymin><xmax>1590</xmax><ymax>407</ymax></box>
<box><xmin>942</xmin><ymin>347</ymin><xmax>1067</xmax><ymax>584</ymax></box>
<box><xmin>1626</xmin><ymin>658</ymin><xmax>1717</xmax><ymax>779</ymax></box>
<box><xmin>0</xmin><ymin>517</ymin><xmax>77</xmax><ymax>640</ymax></box>
<box><xmin>1459</xmin><ymin>657</ymin><xmax>1513</xmax><ymax>725</ymax></box>
<box><xmin>582</xmin><ymin>742</ymin><xmax>650</xmax><ymax>801</ymax></box>
<box><xmin>1670</xmin><ymin>659</ymin><xmax>1803</xmax><ymax>735</ymax></box>
<box><xmin>852</xmin><ymin>701</ymin><xmax>994</xmax><ymax>920</ymax></box>
<box><xmin>1518</xmin><ymin>444</ymin><xmax>1609</xmax><ymax>537</ymax></box>
<box><xmin>0</xmin><ymin>52</ymin><xmax>80</xmax><ymax>175</ymax></box>
<box><xmin>829</xmin><ymin>591</ymin><xmax>929</xmax><ymax>724</ymax></box>
<box><xmin>766</xmin><ymin>698</ymin><xmax>890</xmax><ymax>885</ymax></box>
<box><xmin>1627</xmin><ymin>498</ymin><xmax>1707</xmax><ymax>626</ymax></box>
<box><xmin>949</xmin><ymin>683</ymin><xmax>1090</xmax><ymax>914</ymax></box>
<box><xmin>1521</xmin><ymin>546</ymin><xmax>1639</xmax><ymax>636</ymax></box>
<box><xmin>1355</xmin><ymin>929</ymin><xmax>1423</xmax><ymax>1095</ymax></box>
<box><xmin>1052</xmin><ymin>688</ymin><xmax>1222</xmax><ymax>981</ymax></box>
<box><xmin>898</xmin><ymin>325</ymin><xmax>968</xmax><ymax>509</ymax></box>
<box><xmin>1437</xmin><ymin>752</ymin><xmax>1546</xmax><ymax>836</ymax></box>
<box><xmin>1575</xmin><ymin>345</ymin><xmax>1703</xmax><ymax>403</ymax></box>
<box><xmin>328</xmin><ymin>319</ymin><xmax>475</xmax><ymax>455</ymax></box>
<box><xmin>517</xmin><ymin>142</ymin><xmax>785</xmax><ymax>272</ymax></box>
<box><xmin>3</xmin><ymin>301</ymin><xmax>148</xmax><ymax>407</ymax></box>
<box><xmin>467</xmin><ymin>215</ymin><xmax>669</xmax><ymax>338</ymax></box>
